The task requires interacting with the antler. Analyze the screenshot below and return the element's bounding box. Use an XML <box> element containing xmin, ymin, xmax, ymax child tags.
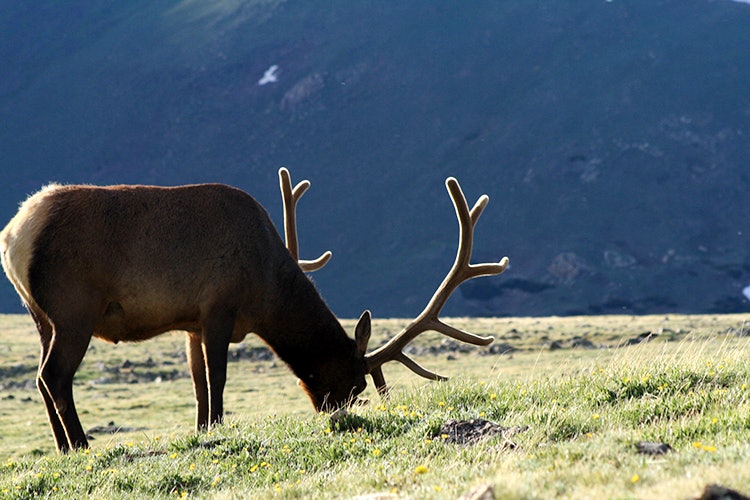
<box><xmin>278</xmin><ymin>167</ymin><xmax>332</xmax><ymax>272</ymax></box>
<box><xmin>364</xmin><ymin>177</ymin><xmax>509</xmax><ymax>397</ymax></box>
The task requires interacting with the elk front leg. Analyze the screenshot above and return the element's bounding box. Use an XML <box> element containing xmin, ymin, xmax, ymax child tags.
<box><xmin>200</xmin><ymin>312</ymin><xmax>234</xmax><ymax>427</ymax></box>
<box><xmin>186</xmin><ymin>333</ymin><xmax>209</xmax><ymax>430</ymax></box>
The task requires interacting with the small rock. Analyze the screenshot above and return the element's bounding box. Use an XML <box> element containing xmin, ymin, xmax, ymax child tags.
<box><xmin>635</xmin><ymin>441</ymin><xmax>672</xmax><ymax>455</ymax></box>
<box><xmin>570</xmin><ymin>337</ymin><xmax>596</xmax><ymax>349</ymax></box>
<box><xmin>487</xmin><ymin>343</ymin><xmax>517</xmax><ymax>355</ymax></box>
<box><xmin>695</xmin><ymin>484</ymin><xmax>750</xmax><ymax>500</ymax></box>
<box><xmin>459</xmin><ymin>484</ymin><xmax>495</xmax><ymax>500</ymax></box>
<box><xmin>547</xmin><ymin>340</ymin><xmax>563</xmax><ymax>351</ymax></box>
<box><xmin>330</xmin><ymin>408</ymin><xmax>349</xmax><ymax>425</ymax></box>
<box><xmin>87</xmin><ymin>421</ymin><xmax>133</xmax><ymax>434</ymax></box>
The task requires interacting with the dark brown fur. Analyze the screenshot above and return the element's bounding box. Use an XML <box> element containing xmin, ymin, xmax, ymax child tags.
<box><xmin>1</xmin><ymin>183</ymin><xmax>369</xmax><ymax>452</ymax></box>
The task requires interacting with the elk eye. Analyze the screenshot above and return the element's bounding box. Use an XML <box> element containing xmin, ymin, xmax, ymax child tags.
<box><xmin>299</xmin><ymin>374</ymin><xmax>315</xmax><ymax>387</ymax></box>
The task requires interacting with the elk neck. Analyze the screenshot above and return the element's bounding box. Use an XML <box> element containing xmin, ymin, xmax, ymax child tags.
<box><xmin>253</xmin><ymin>259</ymin><xmax>356</xmax><ymax>379</ymax></box>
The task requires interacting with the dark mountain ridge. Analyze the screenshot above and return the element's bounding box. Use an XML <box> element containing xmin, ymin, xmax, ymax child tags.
<box><xmin>2</xmin><ymin>0</ymin><xmax>750</xmax><ymax>318</ymax></box>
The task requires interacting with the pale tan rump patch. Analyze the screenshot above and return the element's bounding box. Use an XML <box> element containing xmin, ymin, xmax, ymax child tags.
<box><xmin>0</xmin><ymin>184</ymin><xmax>62</xmax><ymax>310</ymax></box>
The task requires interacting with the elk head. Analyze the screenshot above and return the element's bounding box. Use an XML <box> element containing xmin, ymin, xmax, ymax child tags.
<box><xmin>279</xmin><ymin>167</ymin><xmax>368</xmax><ymax>411</ymax></box>
<box><xmin>279</xmin><ymin>169</ymin><xmax>509</xmax><ymax>404</ymax></box>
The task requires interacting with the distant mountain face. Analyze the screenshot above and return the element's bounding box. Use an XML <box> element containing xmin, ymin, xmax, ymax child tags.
<box><xmin>2</xmin><ymin>0</ymin><xmax>750</xmax><ymax>318</ymax></box>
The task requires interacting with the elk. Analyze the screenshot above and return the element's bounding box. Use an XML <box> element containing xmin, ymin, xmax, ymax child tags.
<box><xmin>0</xmin><ymin>168</ymin><xmax>508</xmax><ymax>453</ymax></box>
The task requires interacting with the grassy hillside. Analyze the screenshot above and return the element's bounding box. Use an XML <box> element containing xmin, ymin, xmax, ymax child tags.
<box><xmin>2</xmin><ymin>1</ymin><xmax>750</xmax><ymax>318</ymax></box>
<box><xmin>1</xmin><ymin>313</ymin><xmax>748</xmax><ymax>498</ymax></box>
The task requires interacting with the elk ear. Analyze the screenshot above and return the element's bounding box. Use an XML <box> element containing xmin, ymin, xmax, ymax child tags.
<box><xmin>355</xmin><ymin>310</ymin><xmax>371</xmax><ymax>357</ymax></box>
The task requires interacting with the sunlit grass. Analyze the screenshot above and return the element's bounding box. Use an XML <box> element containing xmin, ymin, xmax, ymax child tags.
<box><xmin>0</xmin><ymin>314</ymin><xmax>749</xmax><ymax>498</ymax></box>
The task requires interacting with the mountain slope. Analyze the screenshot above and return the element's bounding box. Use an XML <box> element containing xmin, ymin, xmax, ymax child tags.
<box><xmin>2</xmin><ymin>0</ymin><xmax>750</xmax><ymax>318</ymax></box>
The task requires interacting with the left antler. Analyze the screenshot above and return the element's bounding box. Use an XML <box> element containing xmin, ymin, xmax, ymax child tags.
<box><xmin>278</xmin><ymin>167</ymin><xmax>332</xmax><ymax>272</ymax></box>
<box><xmin>364</xmin><ymin>177</ymin><xmax>509</xmax><ymax>397</ymax></box>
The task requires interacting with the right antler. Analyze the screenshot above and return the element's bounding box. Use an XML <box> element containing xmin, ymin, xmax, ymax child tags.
<box><xmin>364</xmin><ymin>177</ymin><xmax>509</xmax><ymax>397</ymax></box>
<box><xmin>279</xmin><ymin>167</ymin><xmax>332</xmax><ymax>272</ymax></box>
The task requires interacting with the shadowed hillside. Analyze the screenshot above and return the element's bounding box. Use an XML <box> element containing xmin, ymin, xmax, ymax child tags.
<box><xmin>2</xmin><ymin>0</ymin><xmax>750</xmax><ymax>318</ymax></box>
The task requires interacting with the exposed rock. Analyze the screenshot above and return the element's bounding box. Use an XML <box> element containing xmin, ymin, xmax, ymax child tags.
<box><xmin>603</xmin><ymin>250</ymin><xmax>637</xmax><ymax>269</ymax></box>
<box><xmin>624</xmin><ymin>331</ymin><xmax>660</xmax><ymax>346</ymax></box>
<box><xmin>547</xmin><ymin>252</ymin><xmax>591</xmax><ymax>284</ymax></box>
<box><xmin>281</xmin><ymin>73</ymin><xmax>324</xmax><ymax>110</ymax></box>
<box><xmin>87</xmin><ymin>421</ymin><xmax>141</xmax><ymax>434</ymax></box>
<box><xmin>725</xmin><ymin>326</ymin><xmax>750</xmax><ymax>338</ymax></box>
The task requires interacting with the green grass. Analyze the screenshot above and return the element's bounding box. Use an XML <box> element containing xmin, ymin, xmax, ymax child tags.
<box><xmin>0</xmin><ymin>314</ymin><xmax>749</xmax><ymax>498</ymax></box>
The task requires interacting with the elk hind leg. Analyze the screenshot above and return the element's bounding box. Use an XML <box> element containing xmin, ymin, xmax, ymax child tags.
<box><xmin>37</xmin><ymin>322</ymin><xmax>93</xmax><ymax>451</ymax></box>
<box><xmin>32</xmin><ymin>311</ymin><xmax>70</xmax><ymax>452</ymax></box>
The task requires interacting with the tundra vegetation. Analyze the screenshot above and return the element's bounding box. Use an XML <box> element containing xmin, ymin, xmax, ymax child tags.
<box><xmin>1</xmin><ymin>313</ymin><xmax>749</xmax><ymax>498</ymax></box>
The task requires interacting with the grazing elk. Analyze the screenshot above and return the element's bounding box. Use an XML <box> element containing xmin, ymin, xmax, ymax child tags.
<box><xmin>0</xmin><ymin>168</ymin><xmax>508</xmax><ymax>453</ymax></box>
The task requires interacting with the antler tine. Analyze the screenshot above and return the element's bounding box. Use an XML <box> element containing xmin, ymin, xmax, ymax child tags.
<box><xmin>470</xmin><ymin>195</ymin><xmax>489</xmax><ymax>225</ymax></box>
<box><xmin>278</xmin><ymin>167</ymin><xmax>332</xmax><ymax>272</ymax></box>
<box><xmin>365</xmin><ymin>177</ymin><xmax>509</xmax><ymax>396</ymax></box>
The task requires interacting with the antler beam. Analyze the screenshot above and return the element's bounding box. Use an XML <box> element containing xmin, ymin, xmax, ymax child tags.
<box><xmin>365</xmin><ymin>177</ymin><xmax>509</xmax><ymax>397</ymax></box>
<box><xmin>278</xmin><ymin>167</ymin><xmax>332</xmax><ymax>272</ymax></box>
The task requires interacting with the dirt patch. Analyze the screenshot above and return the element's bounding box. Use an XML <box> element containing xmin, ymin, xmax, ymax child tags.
<box><xmin>435</xmin><ymin>418</ymin><xmax>528</xmax><ymax>448</ymax></box>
